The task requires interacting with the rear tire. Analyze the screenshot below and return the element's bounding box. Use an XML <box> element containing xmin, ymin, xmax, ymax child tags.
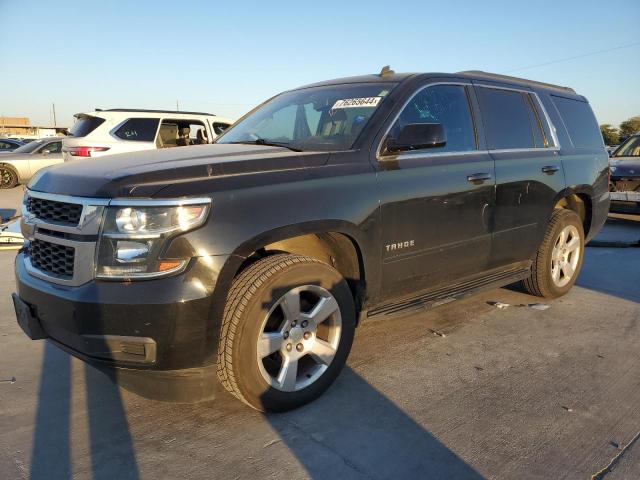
<box><xmin>217</xmin><ymin>254</ymin><xmax>356</xmax><ymax>412</ymax></box>
<box><xmin>0</xmin><ymin>165</ymin><xmax>18</xmax><ymax>189</ymax></box>
<box><xmin>522</xmin><ymin>209</ymin><xmax>585</xmax><ymax>298</ymax></box>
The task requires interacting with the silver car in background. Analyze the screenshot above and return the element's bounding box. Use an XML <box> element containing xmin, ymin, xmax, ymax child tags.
<box><xmin>0</xmin><ymin>137</ymin><xmax>63</xmax><ymax>189</ymax></box>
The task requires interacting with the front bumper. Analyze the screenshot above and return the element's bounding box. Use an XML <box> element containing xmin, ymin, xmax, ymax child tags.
<box><xmin>14</xmin><ymin>252</ymin><xmax>229</xmax><ymax>372</ymax></box>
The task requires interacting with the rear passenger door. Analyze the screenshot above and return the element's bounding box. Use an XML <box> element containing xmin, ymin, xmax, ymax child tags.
<box><xmin>376</xmin><ymin>82</ymin><xmax>495</xmax><ymax>300</ymax></box>
<box><xmin>474</xmin><ymin>84</ymin><xmax>565</xmax><ymax>268</ymax></box>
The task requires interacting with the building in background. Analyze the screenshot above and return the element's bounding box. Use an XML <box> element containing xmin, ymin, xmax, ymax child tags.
<box><xmin>0</xmin><ymin>117</ymin><xmax>67</xmax><ymax>139</ymax></box>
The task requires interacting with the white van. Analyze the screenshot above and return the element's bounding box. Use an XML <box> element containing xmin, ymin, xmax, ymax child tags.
<box><xmin>63</xmin><ymin>109</ymin><xmax>234</xmax><ymax>160</ymax></box>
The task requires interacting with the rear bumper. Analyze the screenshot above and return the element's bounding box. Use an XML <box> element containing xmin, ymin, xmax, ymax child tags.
<box><xmin>13</xmin><ymin>252</ymin><xmax>230</xmax><ymax>371</ymax></box>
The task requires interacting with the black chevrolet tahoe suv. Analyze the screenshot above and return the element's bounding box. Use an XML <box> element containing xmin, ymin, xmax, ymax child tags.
<box><xmin>13</xmin><ymin>70</ymin><xmax>609</xmax><ymax>411</ymax></box>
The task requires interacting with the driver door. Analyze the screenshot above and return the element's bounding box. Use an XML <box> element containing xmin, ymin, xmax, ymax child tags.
<box><xmin>375</xmin><ymin>82</ymin><xmax>496</xmax><ymax>300</ymax></box>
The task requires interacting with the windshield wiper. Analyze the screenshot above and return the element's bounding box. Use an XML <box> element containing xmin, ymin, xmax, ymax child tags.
<box><xmin>227</xmin><ymin>139</ymin><xmax>302</xmax><ymax>152</ymax></box>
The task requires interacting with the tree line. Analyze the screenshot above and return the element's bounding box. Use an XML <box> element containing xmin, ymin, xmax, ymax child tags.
<box><xmin>600</xmin><ymin>116</ymin><xmax>640</xmax><ymax>146</ymax></box>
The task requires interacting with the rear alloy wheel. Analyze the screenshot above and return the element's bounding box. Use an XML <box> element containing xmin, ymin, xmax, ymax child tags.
<box><xmin>217</xmin><ymin>254</ymin><xmax>355</xmax><ymax>412</ymax></box>
<box><xmin>0</xmin><ymin>165</ymin><xmax>18</xmax><ymax>189</ymax></box>
<box><xmin>522</xmin><ymin>209</ymin><xmax>585</xmax><ymax>298</ymax></box>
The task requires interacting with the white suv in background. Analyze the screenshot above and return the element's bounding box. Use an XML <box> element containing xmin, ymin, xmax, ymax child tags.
<box><xmin>62</xmin><ymin>109</ymin><xmax>234</xmax><ymax>160</ymax></box>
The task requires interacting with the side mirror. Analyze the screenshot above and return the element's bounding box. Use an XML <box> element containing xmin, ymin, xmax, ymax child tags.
<box><xmin>384</xmin><ymin>123</ymin><xmax>446</xmax><ymax>154</ymax></box>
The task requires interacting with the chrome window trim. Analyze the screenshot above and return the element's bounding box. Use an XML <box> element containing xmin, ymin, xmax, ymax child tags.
<box><xmin>376</xmin><ymin>81</ymin><xmax>561</xmax><ymax>162</ymax></box>
<box><xmin>20</xmin><ymin>189</ymin><xmax>212</xmax><ymax>287</ymax></box>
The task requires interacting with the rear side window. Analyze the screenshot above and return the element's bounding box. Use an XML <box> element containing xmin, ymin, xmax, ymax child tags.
<box><xmin>477</xmin><ymin>87</ymin><xmax>548</xmax><ymax>150</ymax></box>
<box><xmin>114</xmin><ymin>118</ymin><xmax>160</xmax><ymax>142</ymax></box>
<box><xmin>0</xmin><ymin>141</ymin><xmax>15</xmax><ymax>150</ymax></box>
<box><xmin>69</xmin><ymin>116</ymin><xmax>105</xmax><ymax>137</ymax></box>
<box><xmin>551</xmin><ymin>96</ymin><xmax>602</xmax><ymax>149</ymax></box>
<box><xmin>212</xmin><ymin>122</ymin><xmax>230</xmax><ymax>135</ymax></box>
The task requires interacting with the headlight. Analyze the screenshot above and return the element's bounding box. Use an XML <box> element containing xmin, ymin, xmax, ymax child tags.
<box><xmin>96</xmin><ymin>200</ymin><xmax>210</xmax><ymax>279</ymax></box>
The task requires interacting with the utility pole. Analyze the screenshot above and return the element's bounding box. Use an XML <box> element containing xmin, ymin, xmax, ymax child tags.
<box><xmin>176</xmin><ymin>99</ymin><xmax>179</xmax><ymax>111</ymax></box>
<box><xmin>52</xmin><ymin>103</ymin><xmax>57</xmax><ymax>127</ymax></box>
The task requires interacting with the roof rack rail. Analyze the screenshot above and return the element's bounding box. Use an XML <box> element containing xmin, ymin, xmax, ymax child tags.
<box><xmin>457</xmin><ymin>71</ymin><xmax>576</xmax><ymax>93</ymax></box>
<box><xmin>95</xmin><ymin>108</ymin><xmax>216</xmax><ymax>116</ymax></box>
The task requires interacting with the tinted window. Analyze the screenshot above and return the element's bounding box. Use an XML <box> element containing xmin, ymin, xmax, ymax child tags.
<box><xmin>114</xmin><ymin>118</ymin><xmax>159</xmax><ymax>141</ymax></box>
<box><xmin>388</xmin><ymin>84</ymin><xmax>476</xmax><ymax>153</ymax></box>
<box><xmin>41</xmin><ymin>141</ymin><xmax>62</xmax><ymax>153</ymax></box>
<box><xmin>477</xmin><ymin>88</ymin><xmax>546</xmax><ymax>149</ymax></box>
<box><xmin>551</xmin><ymin>96</ymin><xmax>602</xmax><ymax>149</ymax></box>
<box><xmin>212</xmin><ymin>123</ymin><xmax>230</xmax><ymax>135</ymax></box>
<box><xmin>613</xmin><ymin>135</ymin><xmax>640</xmax><ymax>157</ymax></box>
<box><xmin>0</xmin><ymin>141</ymin><xmax>16</xmax><ymax>150</ymax></box>
<box><xmin>69</xmin><ymin>116</ymin><xmax>105</xmax><ymax>137</ymax></box>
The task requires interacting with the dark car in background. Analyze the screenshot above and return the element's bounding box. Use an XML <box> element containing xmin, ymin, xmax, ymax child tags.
<box><xmin>609</xmin><ymin>133</ymin><xmax>640</xmax><ymax>213</ymax></box>
<box><xmin>0</xmin><ymin>138</ymin><xmax>24</xmax><ymax>154</ymax></box>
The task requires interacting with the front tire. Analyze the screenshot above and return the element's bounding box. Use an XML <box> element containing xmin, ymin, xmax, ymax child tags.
<box><xmin>217</xmin><ymin>254</ymin><xmax>356</xmax><ymax>412</ymax></box>
<box><xmin>522</xmin><ymin>209</ymin><xmax>585</xmax><ymax>298</ymax></box>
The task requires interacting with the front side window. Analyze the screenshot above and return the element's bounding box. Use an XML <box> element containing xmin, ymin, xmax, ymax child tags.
<box><xmin>613</xmin><ymin>135</ymin><xmax>640</xmax><ymax>157</ymax></box>
<box><xmin>0</xmin><ymin>141</ymin><xmax>15</xmax><ymax>150</ymax></box>
<box><xmin>217</xmin><ymin>83</ymin><xmax>396</xmax><ymax>152</ymax></box>
<box><xmin>114</xmin><ymin>118</ymin><xmax>159</xmax><ymax>142</ymax></box>
<box><xmin>386</xmin><ymin>84</ymin><xmax>476</xmax><ymax>153</ymax></box>
<box><xmin>41</xmin><ymin>141</ymin><xmax>62</xmax><ymax>154</ymax></box>
<box><xmin>477</xmin><ymin>87</ymin><xmax>547</xmax><ymax>150</ymax></box>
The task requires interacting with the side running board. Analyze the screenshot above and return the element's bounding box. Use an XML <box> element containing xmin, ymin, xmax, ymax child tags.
<box><xmin>366</xmin><ymin>265</ymin><xmax>531</xmax><ymax>320</ymax></box>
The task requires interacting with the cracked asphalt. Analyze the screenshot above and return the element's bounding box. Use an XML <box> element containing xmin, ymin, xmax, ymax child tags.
<box><xmin>1</xmin><ymin>186</ymin><xmax>639</xmax><ymax>479</ymax></box>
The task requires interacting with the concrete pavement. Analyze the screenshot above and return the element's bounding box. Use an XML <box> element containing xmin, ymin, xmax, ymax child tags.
<box><xmin>1</xmin><ymin>242</ymin><xmax>639</xmax><ymax>479</ymax></box>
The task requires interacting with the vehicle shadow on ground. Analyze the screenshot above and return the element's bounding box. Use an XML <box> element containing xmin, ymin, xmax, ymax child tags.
<box><xmin>0</xmin><ymin>207</ymin><xmax>17</xmax><ymax>222</ymax></box>
<box><xmin>577</xmin><ymin>246</ymin><xmax>640</xmax><ymax>303</ymax></box>
<box><xmin>29</xmin><ymin>342</ymin><xmax>139</xmax><ymax>480</ymax></box>
<box><xmin>256</xmin><ymin>278</ymin><xmax>482</xmax><ymax>479</ymax></box>
<box><xmin>265</xmin><ymin>367</ymin><xmax>483</xmax><ymax>479</ymax></box>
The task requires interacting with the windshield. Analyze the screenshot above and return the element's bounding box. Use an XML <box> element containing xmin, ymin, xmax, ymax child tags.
<box><xmin>613</xmin><ymin>136</ymin><xmax>640</xmax><ymax>157</ymax></box>
<box><xmin>13</xmin><ymin>138</ymin><xmax>47</xmax><ymax>153</ymax></box>
<box><xmin>217</xmin><ymin>83</ymin><xmax>395</xmax><ymax>151</ymax></box>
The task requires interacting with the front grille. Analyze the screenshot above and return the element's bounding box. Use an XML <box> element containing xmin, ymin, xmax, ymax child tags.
<box><xmin>27</xmin><ymin>197</ymin><xmax>83</xmax><ymax>226</ymax></box>
<box><xmin>29</xmin><ymin>239</ymin><xmax>75</xmax><ymax>279</ymax></box>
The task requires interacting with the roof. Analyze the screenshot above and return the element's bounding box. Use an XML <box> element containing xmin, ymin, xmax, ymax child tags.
<box><xmin>457</xmin><ymin>70</ymin><xmax>576</xmax><ymax>94</ymax></box>
<box><xmin>296</xmin><ymin>72</ymin><xmax>416</xmax><ymax>89</ymax></box>
<box><xmin>293</xmin><ymin>69</ymin><xmax>578</xmax><ymax>96</ymax></box>
<box><xmin>95</xmin><ymin>108</ymin><xmax>216</xmax><ymax>116</ymax></box>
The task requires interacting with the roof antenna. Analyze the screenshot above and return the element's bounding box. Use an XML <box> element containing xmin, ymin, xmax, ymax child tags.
<box><xmin>379</xmin><ymin>65</ymin><xmax>394</xmax><ymax>77</ymax></box>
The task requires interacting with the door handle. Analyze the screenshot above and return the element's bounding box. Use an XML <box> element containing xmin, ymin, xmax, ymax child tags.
<box><xmin>467</xmin><ymin>173</ymin><xmax>492</xmax><ymax>184</ymax></box>
<box><xmin>542</xmin><ymin>165</ymin><xmax>560</xmax><ymax>175</ymax></box>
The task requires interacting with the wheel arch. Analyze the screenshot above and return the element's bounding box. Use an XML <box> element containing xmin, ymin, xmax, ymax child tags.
<box><xmin>221</xmin><ymin>221</ymin><xmax>370</xmax><ymax>312</ymax></box>
<box><xmin>552</xmin><ymin>187</ymin><xmax>593</xmax><ymax>237</ymax></box>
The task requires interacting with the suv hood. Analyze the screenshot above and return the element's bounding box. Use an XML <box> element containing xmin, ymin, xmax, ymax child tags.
<box><xmin>27</xmin><ymin>144</ymin><xmax>330</xmax><ymax>198</ymax></box>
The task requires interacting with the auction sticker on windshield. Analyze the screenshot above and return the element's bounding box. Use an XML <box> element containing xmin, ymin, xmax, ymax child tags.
<box><xmin>332</xmin><ymin>97</ymin><xmax>382</xmax><ymax>109</ymax></box>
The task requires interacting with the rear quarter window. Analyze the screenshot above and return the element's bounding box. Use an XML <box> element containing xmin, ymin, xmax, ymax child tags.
<box><xmin>551</xmin><ymin>96</ymin><xmax>602</xmax><ymax>149</ymax></box>
<box><xmin>69</xmin><ymin>116</ymin><xmax>106</xmax><ymax>137</ymax></box>
<box><xmin>114</xmin><ymin>118</ymin><xmax>160</xmax><ymax>141</ymax></box>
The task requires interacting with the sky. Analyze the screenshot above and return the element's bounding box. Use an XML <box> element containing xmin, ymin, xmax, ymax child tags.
<box><xmin>1</xmin><ymin>0</ymin><xmax>638</xmax><ymax>128</ymax></box>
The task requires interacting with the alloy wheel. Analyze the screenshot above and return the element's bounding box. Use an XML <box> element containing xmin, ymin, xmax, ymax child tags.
<box><xmin>257</xmin><ymin>285</ymin><xmax>342</xmax><ymax>392</ymax></box>
<box><xmin>550</xmin><ymin>225</ymin><xmax>581</xmax><ymax>288</ymax></box>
